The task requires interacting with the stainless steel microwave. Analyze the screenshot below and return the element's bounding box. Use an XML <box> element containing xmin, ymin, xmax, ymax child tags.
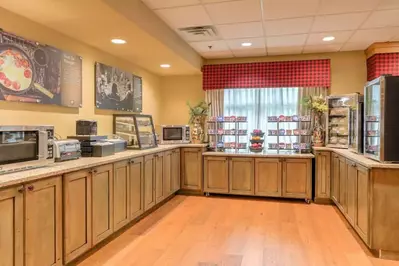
<box><xmin>0</xmin><ymin>125</ymin><xmax>55</xmax><ymax>175</ymax></box>
<box><xmin>160</xmin><ymin>125</ymin><xmax>190</xmax><ymax>144</ymax></box>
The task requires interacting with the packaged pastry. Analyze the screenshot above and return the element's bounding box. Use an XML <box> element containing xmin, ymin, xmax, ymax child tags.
<box><xmin>279</xmin><ymin>129</ymin><xmax>286</xmax><ymax>136</ymax></box>
<box><xmin>286</xmin><ymin>129</ymin><xmax>292</xmax><ymax>135</ymax></box>
<box><xmin>293</xmin><ymin>129</ymin><xmax>300</xmax><ymax>135</ymax></box>
<box><xmin>217</xmin><ymin>116</ymin><xmax>224</xmax><ymax>122</ymax></box>
<box><xmin>286</xmin><ymin>116</ymin><xmax>293</xmax><ymax>122</ymax></box>
<box><xmin>279</xmin><ymin>143</ymin><xmax>286</xmax><ymax>149</ymax></box>
<box><xmin>237</xmin><ymin>116</ymin><xmax>247</xmax><ymax>122</ymax></box>
<box><xmin>279</xmin><ymin>115</ymin><xmax>286</xmax><ymax>122</ymax></box>
<box><xmin>292</xmin><ymin>115</ymin><xmax>299</xmax><ymax>121</ymax></box>
<box><xmin>217</xmin><ymin>129</ymin><xmax>224</xmax><ymax>135</ymax></box>
<box><xmin>268</xmin><ymin>116</ymin><xmax>278</xmax><ymax>122</ymax></box>
<box><xmin>293</xmin><ymin>142</ymin><xmax>300</xmax><ymax>150</ymax></box>
<box><xmin>286</xmin><ymin>143</ymin><xmax>292</xmax><ymax>149</ymax></box>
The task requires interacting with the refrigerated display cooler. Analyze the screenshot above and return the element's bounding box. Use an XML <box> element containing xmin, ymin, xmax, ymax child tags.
<box><xmin>325</xmin><ymin>93</ymin><xmax>364</xmax><ymax>153</ymax></box>
<box><xmin>364</xmin><ymin>75</ymin><xmax>399</xmax><ymax>163</ymax></box>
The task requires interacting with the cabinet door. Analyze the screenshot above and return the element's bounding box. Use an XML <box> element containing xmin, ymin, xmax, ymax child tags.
<box><xmin>113</xmin><ymin>161</ymin><xmax>130</xmax><ymax>231</ymax></box>
<box><xmin>204</xmin><ymin>156</ymin><xmax>229</xmax><ymax>193</ymax></box>
<box><xmin>92</xmin><ymin>164</ymin><xmax>114</xmax><ymax>246</ymax></box>
<box><xmin>346</xmin><ymin>159</ymin><xmax>357</xmax><ymax>225</ymax></box>
<box><xmin>229</xmin><ymin>158</ymin><xmax>254</xmax><ymax>195</ymax></box>
<box><xmin>181</xmin><ymin>148</ymin><xmax>203</xmax><ymax>191</ymax></box>
<box><xmin>63</xmin><ymin>170</ymin><xmax>92</xmax><ymax>263</ymax></box>
<box><xmin>331</xmin><ymin>153</ymin><xmax>340</xmax><ymax>205</ymax></box>
<box><xmin>254</xmin><ymin>158</ymin><xmax>282</xmax><ymax>197</ymax></box>
<box><xmin>0</xmin><ymin>186</ymin><xmax>23</xmax><ymax>266</ymax></box>
<box><xmin>172</xmin><ymin>149</ymin><xmax>181</xmax><ymax>192</ymax></box>
<box><xmin>25</xmin><ymin>176</ymin><xmax>62</xmax><ymax>266</ymax></box>
<box><xmin>338</xmin><ymin>156</ymin><xmax>347</xmax><ymax>213</ymax></box>
<box><xmin>164</xmin><ymin>151</ymin><xmax>173</xmax><ymax>197</ymax></box>
<box><xmin>315</xmin><ymin>151</ymin><xmax>331</xmax><ymax>199</ymax></box>
<box><xmin>282</xmin><ymin>159</ymin><xmax>311</xmax><ymax>199</ymax></box>
<box><xmin>130</xmin><ymin>157</ymin><xmax>144</xmax><ymax>221</ymax></box>
<box><xmin>144</xmin><ymin>155</ymin><xmax>156</xmax><ymax>211</ymax></box>
<box><xmin>355</xmin><ymin>165</ymin><xmax>370</xmax><ymax>246</ymax></box>
<box><xmin>155</xmin><ymin>152</ymin><xmax>165</xmax><ymax>204</ymax></box>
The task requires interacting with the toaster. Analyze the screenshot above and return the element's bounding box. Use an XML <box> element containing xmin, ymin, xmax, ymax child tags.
<box><xmin>53</xmin><ymin>139</ymin><xmax>81</xmax><ymax>162</ymax></box>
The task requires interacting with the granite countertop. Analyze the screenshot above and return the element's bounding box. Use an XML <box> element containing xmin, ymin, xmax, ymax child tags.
<box><xmin>0</xmin><ymin>144</ymin><xmax>207</xmax><ymax>189</ymax></box>
<box><xmin>203</xmin><ymin>150</ymin><xmax>315</xmax><ymax>159</ymax></box>
<box><xmin>313</xmin><ymin>146</ymin><xmax>399</xmax><ymax>169</ymax></box>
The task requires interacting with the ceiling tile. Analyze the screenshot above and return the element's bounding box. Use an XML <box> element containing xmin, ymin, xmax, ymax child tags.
<box><xmin>176</xmin><ymin>29</ymin><xmax>221</xmax><ymax>42</ymax></box>
<box><xmin>263</xmin><ymin>0</ymin><xmax>319</xmax><ymax>20</ymax></box>
<box><xmin>216</xmin><ymin>22</ymin><xmax>264</xmax><ymax>39</ymax></box>
<box><xmin>361</xmin><ymin>10</ymin><xmax>399</xmax><ymax>29</ymax></box>
<box><xmin>142</xmin><ymin>0</ymin><xmax>200</xmax><ymax>9</ymax></box>
<box><xmin>303</xmin><ymin>44</ymin><xmax>343</xmax><ymax>53</ymax></box>
<box><xmin>190</xmin><ymin>40</ymin><xmax>229</xmax><ymax>52</ymax></box>
<box><xmin>318</xmin><ymin>0</ymin><xmax>379</xmax><ymax>15</ymax></box>
<box><xmin>312</xmin><ymin>13</ymin><xmax>369</xmax><ymax>32</ymax></box>
<box><xmin>349</xmin><ymin>28</ymin><xmax>399</xmax><ymax>43</ymax></box>
<box><xmin>155</xmin><ymin>5</ymin><xmax>212</xmax><ymax>28</ymax></box>
<box><xmin>265</xmin><ymin>17</ymin><xmax>313</xmax><ymax>36</ymax></box>
<box><xmin>232</xmin><ymin>48</ymin><xmax>267</xmax><ymax>57</ymax></box>
<box><xmin>266</xmin><ymin>34</ymin><xmax>307</xmax><ymax>47</ymax></box>
<box><xmin>205</xmin><ymin>0</ymin><xmax>261</xmax><ymax>24</ymax></box>
<box><xmin>306</xmin><ymin>31</ymin><xmax>353</xmax><ymax>45</ymax></box>
<box><xmin>340</xmin><ymin>42</ymin><xmax>371</xmax><ymax>51</ymax></box>
<box><xmin>267</xmin><ymin>46</ymin><xmax>303</xmax><ymax>55</ymax></box>
<box><xmin>201</xmin><ymin>50</ymin><xmax>234</xmax><ymax>58</ymax></box>
<box><xmin>226</xmin><ymin>37</ymin><xmax>265</xmax><ymax>50</ymax></box>
<box><xmin>378</xmin><ymin>0</ymin><xmax>399</xmax><ymax>10</ymax></box>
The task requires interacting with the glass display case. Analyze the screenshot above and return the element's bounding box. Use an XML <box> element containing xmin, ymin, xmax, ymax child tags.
<box><xmin>364</xmin><ymin>76</ymin><xmax>399</xmax><ymax>163</ymax></box>
<box><xmin>326</xmin><ymin>93</ymin><xmax>363</xmax><ymax>152</ymax></box>
<box><xmin>113</xmin><ymin>114</ymin><xmax>157</xmax><ymax>149</ymax></box>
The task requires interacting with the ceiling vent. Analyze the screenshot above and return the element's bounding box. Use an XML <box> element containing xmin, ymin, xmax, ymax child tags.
<box><xmin>178</xmin><ymin>25</ymin><xmax>218</xmax><ymax>41</ymax></box>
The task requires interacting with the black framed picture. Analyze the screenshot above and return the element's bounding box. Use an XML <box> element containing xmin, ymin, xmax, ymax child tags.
<box><xmin>95</xmin><ymin>62</ymin><xmax>142</xmax><ymax>112</ymax></box>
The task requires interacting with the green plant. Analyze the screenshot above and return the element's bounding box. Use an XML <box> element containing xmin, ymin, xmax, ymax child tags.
<box><xmin>301</xmin><ymin>95</ymin><xmax>328</xmax><ymax>115</ymax></box>
<box><xmin>187</xmin><ymin>101</ymin><xmax>211</xmax><ymax>124</ymax></box>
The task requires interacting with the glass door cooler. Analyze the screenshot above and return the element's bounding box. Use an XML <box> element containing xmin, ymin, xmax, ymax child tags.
<box><xmin>364</xmin><ymin>76</ymin><xmax>399</xmax><ymax>163</ymax></box>
<box><xmin>326</xmin><ymin>93</ymin><xmax>363</xmax><ymax>152</ymax></box>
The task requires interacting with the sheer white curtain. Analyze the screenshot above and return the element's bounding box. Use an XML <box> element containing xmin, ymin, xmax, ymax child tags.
<box><xmin>223</xmin><ymin>88</ymin><xmax>299</xmax><ymax>145</ymax></box>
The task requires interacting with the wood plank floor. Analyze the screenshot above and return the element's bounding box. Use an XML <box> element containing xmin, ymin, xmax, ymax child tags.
<box><xmin>78</xmin><ymin>195</ymin><xmax>399</xmax><ymax>266</ymax></box>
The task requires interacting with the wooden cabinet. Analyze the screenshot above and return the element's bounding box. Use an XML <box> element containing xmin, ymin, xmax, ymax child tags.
<box><xmin>113</xmin><ymin>161</ymin><xmax>130</xmax><ymax>231</ymax></box>
<box><xmin>155</xmin><ymin>152</ymin><xmax>165</xmax><ymax>204</ymax></box>
<box><xmin>254</xmin><ymin>158</ymin><xmax>282</xmax><ymax>197</ymax></box>
<box><xmin>25</xmin><ymin>176</ymin><xmax>62</xmax><ymax>266</ymax></box>
<box><xmin>172</xmin><ymin>149</ymin><xmax>181</xmax><ymax>193</ymax></box>
<box><xmin>354</xmin><ymin>164</ymin><xmax>370</xmax><ymax>245</ymax></box>
<box><xmin>338</xmin><ymin>155</ymin><xmax>347</xmax><ymax>212</ymax></box>
<box><xmin>229</xmin><ymin>157</ymin><xmax>254</xmax><ymax>195</ymax></box>
<box><xmin>315</xmin><ymin>151</ymin><xmax>331</xmax><ymax>200</ymax></box>
<box><xmin>164</xmin><ymin>151</ymin><xmax>173</xmax><ymax>198</ymax></box>
<box><xmin>204</xmin><ymin>156</ymin><xmax>229</xmax><ymax>193</ymax></box>
<box><xmin>63</xmin><ymin>170</ymin><xmax>92</xmax><ymax>263</ymax></box>
<box><xmin>0</xmin><ymin>186</ymin><xmax>23</xmax><ymax>266</ymax></box>
<box><xmin>92</xmin><ymin>164</ymin><xmax>114</xmax><ymax>246</ymax></box>
<box><xmin>282</xmin><ymin>159</ymin><xmax>312</xmax><ymax>199</ymax></box>
<box><xmin>144</xmin><ymin>154</ymin><xmax>156</xmax><ymax>211</ymax></box>
<box><xmin>181</xmin><ymin>148</ymin><xmax>203</xmax><ymax>191</ymax></box>
<box><xmin>331</xmin><ymin>153</ymin><xmax>340</xmax><ymax>205</ymax></box>
<box><xmin>129</xmin><ymin>157</ymin><xmax>144</xmax><ymax>221</ymax></box>
<box><xmin>346</xmin><ymin>159</ymin><xmax>357</xmax><ymax>225</ymax></box>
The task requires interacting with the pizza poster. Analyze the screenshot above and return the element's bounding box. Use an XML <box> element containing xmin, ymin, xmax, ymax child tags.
<box><xmin>0</xmin><ymin>30</ymin><xmax>82</xmax><ymax>107</ymax></box>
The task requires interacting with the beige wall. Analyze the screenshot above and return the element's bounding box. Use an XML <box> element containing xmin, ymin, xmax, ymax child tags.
<box><xmin>0</xmin><ymin>8</ymin><xmax>161</xmax><ymax>138</ymax></box>
<box><xmin>206</xmin><ymin>51</ymin><xmax>368</xmax><ymax>95</ymax></box>
<box><xmin>159</xmin><ymin>75</ymin><xmax>204</xmax><ymax>126</ymax></box>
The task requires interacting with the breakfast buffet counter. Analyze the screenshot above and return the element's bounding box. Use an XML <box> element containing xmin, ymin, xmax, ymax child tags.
<box><xmin>203</xmin><ymin>150</ymin><xmax>314</xmax><ymax>159</ymax></box>
<box><xmin>0</xmin><ymin>143</ymin><xmax>207</xmax><ymax>189</ymax></box>
<box><xmin>313</xmin><ymin>146</ymin><xmax>399</xmax><ymax>169</ymax></box>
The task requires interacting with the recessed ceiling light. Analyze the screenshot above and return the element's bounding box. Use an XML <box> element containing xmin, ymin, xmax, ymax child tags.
<box><xmin>160</xmin><ymin>64</ymin><xmax>171</xmax><ymax>68</ymax></box>
<box><xmin>111</xmin><ymin>39</ymin><xmax>127</xmax><ymax>44</ymax></box>
<box><xmin>241</xmin><ymin>42</ymin><xmax>252</xmax><ymax>47</ymax></box>
<box><xmin>323</xmin><ymin>36</ymin><xmax>335</xmax><ymax>42</ymax></box>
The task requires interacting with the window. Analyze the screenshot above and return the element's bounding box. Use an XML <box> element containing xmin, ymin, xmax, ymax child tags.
<box><xmin>223</xmin><ymin>88</ymin><xmax>300</xmax><ymax>147</ymax></box>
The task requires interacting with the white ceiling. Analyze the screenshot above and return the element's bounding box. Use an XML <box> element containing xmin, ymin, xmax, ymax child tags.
<box><xmin>142</xmin><ymin>0</ymin><xmax>399</xmax><ymax>58</ymax></box>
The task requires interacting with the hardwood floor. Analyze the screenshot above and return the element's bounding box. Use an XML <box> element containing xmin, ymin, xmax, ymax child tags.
<box><xmin>78</xmin><ymin>195</ymin><xmax>399</xmax><ymax>266</ymax></box>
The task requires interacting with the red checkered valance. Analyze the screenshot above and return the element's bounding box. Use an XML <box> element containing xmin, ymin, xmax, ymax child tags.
<box><xmin>367</xmin><ymin>53</ymin><xmax>399</xmax><ymax>81</ymax></box>
<box><xmin>202</xmin><ymin>59</ymin><xmax>331</xmax><ymax>90</ymax></box>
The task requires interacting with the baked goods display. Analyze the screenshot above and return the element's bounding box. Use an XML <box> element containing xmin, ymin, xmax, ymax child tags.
<box><xmin>249</xmin><ymin>129</ymin><xmax>264</xmax><ymax>152</ymax></box>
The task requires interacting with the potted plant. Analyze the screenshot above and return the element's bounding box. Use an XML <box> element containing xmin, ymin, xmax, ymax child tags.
<box><xmin>187</xmin><ymin>101</ymin><xmax>211</xmax><ymax>143</ymax></box>
<box><xmin>302</xmin><ymin>95</ymin><xmax>328</xmax><ymax>147</ymax></box>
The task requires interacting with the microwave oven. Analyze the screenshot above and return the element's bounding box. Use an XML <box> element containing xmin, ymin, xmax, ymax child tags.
<box><xmin>0</xmin><ymin>125</ymin><xmax>55</xmax><ymax>175</ymax></box>
<box><xmin>160</xmin><ymin>125</ymin><xmax>190</xmax><ymax>144</ymax></box>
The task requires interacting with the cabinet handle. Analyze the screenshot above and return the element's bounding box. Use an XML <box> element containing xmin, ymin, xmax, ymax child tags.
<box><xmin>90</xmin><ymin>169</ymin><xmax>98</xmax><ymax>174</ymax></box>
<box><xmin>27</xmin><ymin>185</ymin><xmax>34</xmax><ymax>191</ymax></box>
<box><xmin>17</xmin><ymin>186</ymin><xmax>24</xmax><ymax>193</ymax></box>
<box><xmin>129</xmin><ymin>159</ymin><xmax>135</xmax><ymax>164</ymax></box>
<box><xmin>351</xmin><ymin>163</ymin><xmax>356</xmax><ymax>167</ymax></box>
